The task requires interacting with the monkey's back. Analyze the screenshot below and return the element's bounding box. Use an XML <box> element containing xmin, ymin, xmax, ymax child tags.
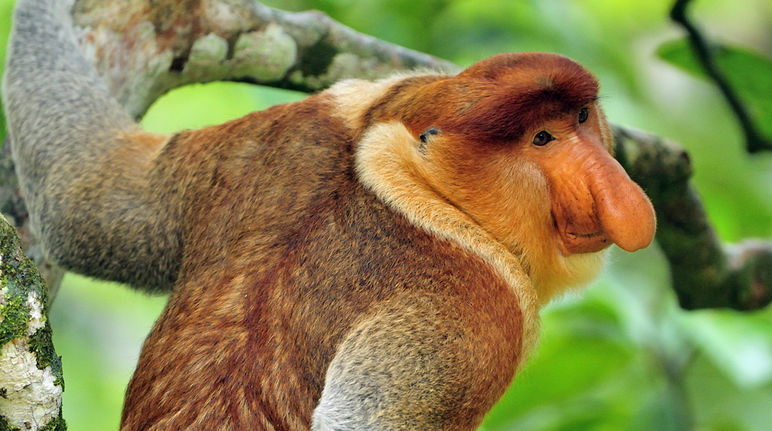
<box><xmin>121</xmin><ymin>94</ymin><xmax>525</xmax><ymax>430</ymax></box>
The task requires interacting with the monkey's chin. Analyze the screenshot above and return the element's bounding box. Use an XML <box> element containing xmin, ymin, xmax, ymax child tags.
<box><xmin>533</xmin><ymin>245</ymin><xmax>607</xmax><ymax>305</ymax></box>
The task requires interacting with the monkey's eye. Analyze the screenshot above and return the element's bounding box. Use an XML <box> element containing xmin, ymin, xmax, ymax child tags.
<box><xmin>532</xmin><ymin>130</ymin><xmax>554</xmax><ymax>146</ymax></box>
<box><xmin>578</xmin><ymin>107</ymin><xmax>589</xmax><ymax>123</ymax></box>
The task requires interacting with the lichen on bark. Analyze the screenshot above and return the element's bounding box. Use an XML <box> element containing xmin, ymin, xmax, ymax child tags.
<box><xmin>0</xmin><ymin>218</ymin><xmax>65</xmax><ymax>431</ymax></box>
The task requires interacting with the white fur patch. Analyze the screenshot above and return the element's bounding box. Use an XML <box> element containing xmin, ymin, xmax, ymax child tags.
<box><xmin>354</xmin><ymin>121</ymin><xmax>540</xmax><ymax>356</ymax></box>
<box><xmin>327</xmin><ymin>71</ymin><xmax>439</xmax><ymax>132</ymax></box>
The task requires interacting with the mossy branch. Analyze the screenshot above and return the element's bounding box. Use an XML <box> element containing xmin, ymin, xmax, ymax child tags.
<box><xmin>0</xmin><ymin>217</ymin><xmax>65</xmax><ymax>431</ymax></box>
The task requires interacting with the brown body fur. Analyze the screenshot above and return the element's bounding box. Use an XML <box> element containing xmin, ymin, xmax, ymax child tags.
<box><xmin>121</xmin><ymin>94</ymin><xmax>525</xmax><ymax>429</ymax></box>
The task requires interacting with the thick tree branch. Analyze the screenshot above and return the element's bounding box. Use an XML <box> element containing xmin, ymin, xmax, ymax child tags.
<box><xmin>1</xmin><ymin>0</ymin><xmax>768</xmax><ymax>310</ymax></box>
<box><xmin>670</xmin><ymin>0</ymin><xmax>771</xmax><ymax>153</ymax></box>
<box><xmin>72</xmin><ymin>0</ymin><xmax>458</xmax><ymax>118</ymax></box>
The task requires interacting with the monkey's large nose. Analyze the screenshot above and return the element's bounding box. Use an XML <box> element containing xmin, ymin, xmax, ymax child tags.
<box><xmin>542</xmin><ymin>136</ymin><xmax>657</xmax><ymax>255</ymax></box>
<box><xmin>590</xmin><ymin>155</ymin><xmax>656</xmax><ymax>252</ymax></box>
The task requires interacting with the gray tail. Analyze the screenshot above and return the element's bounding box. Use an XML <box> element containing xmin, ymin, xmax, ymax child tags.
<box><xmin>3</xmin><ymin>0</ymin><xmax>135</xmax><ymax>150</ymax></box>
<box><xmin>2</xmin><ymin>0</ymin><xmax>180</xmax><ymax>292</ymax></box>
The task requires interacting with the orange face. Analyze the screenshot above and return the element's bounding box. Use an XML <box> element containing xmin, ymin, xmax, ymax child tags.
<box><xmin>520</xmin><ymin>103</ymin><xmax>656</xmax><ymax>256</ymax></box>
<box><xmin>401</xmin><ymin>53</ymin><xmax>656</xmax><ymax>263</ymax></box>
<box><xmin>416</xmin><ymin>105</ymin><xmax>655</xmax><ymax>261</ymax></box>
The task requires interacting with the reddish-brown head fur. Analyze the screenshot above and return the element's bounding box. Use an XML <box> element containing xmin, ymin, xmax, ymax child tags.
<box><xmin>394</xmin><ymin>53</ymin><xmax>600</xmax><ymax>143</ymax></box>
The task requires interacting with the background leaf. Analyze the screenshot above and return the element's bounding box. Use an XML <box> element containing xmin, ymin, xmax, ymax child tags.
<box><xmin>657</xmin><ymin>38</ymin><xmax>772</xmax><ymax>139</ymax></box>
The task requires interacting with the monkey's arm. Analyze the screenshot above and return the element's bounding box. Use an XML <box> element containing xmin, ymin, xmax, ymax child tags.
<box><xmin>3</xmin><ymin>0</ymin><xmax>182</xmax><ymax>291</ymax></box>
<box><xmin>312</xmin><ymin>292</ymin><xmax>522</xmax><ymax>431</ymax></box>
<box><xmin>312</xmin><ymin>276</ymin><xmax>527</xmax><ymax>431</ymax></box>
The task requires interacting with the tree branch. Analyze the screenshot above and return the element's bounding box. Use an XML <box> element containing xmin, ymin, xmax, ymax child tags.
<box><xmin>1</xmin><ymin>0</ymin><xmax>768</xmax><ymax>310</ymax></box>
<box><xmin>670</xmin><ymin>0</ymin><xmax>772</xmax><ymax>153</ymax></box>
<box><xmin>614</xmin><ymin>127</ymin><xmax>771</xmax><ymax>310</ymax></box>
<box><xmin>0</xmin><ymin>216</ymin><xmax>65</xmax><ymax>430</ymax></box>
<box><xmin>72</xmin><ymin>0</ymin><xmax>458</xmax><ymax>118</ymax></box>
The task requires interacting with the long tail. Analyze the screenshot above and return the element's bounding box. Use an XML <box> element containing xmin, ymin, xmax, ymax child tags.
<box><xmin>3</xmin><ymin>0</ymin><xmax>181</xmax><ymax>291</ymax></box>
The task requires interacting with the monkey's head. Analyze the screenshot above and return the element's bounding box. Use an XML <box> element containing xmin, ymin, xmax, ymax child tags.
<box><xmin>375</xmin><ymin>53</ymin><xmax>656</xmax><ymax>300</ymax></box>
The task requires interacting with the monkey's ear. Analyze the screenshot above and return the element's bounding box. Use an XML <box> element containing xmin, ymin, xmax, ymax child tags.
<box><xmin>418</xmin><ymin>128</ymin><xmax>440</xmax><ymax>153</ymax></box>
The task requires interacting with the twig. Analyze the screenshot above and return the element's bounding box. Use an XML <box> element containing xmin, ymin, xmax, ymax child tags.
<box><xmin>670</xmin><ymin>0</ymin><xmax>771</xmax><ymax>153</ymax></box>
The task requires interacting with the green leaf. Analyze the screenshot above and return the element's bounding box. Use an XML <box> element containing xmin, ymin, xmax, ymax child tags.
<box><xmin>657</xmin><ymin>38</ymin><xmax>772</xmax><ymax>140</ymax></box>
<box><xmin>677</xmin><ymin>309</ymin><xmax>772</xmax><ymax>388</ymax></box>
<box><xmin>482</xmin><ymin>294</ymin><xmax>647</xmax><ymax>430</ymax></box>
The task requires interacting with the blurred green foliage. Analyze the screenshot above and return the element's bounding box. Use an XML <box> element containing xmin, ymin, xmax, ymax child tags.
<box><xmin>658</xmin><ymin>39</ymin><xmax>772</xmax><ymax>140</ymax></box>
<box><xmin>1</xmin><ymin>0</ymin><xmax>771</xmax><ymax>430</ymax></box>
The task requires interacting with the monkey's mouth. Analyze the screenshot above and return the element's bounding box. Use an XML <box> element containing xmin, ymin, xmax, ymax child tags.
<box><xmin>567</xmin><ymin>230</ymin><xmax>604</xmax><ymax>239</ymax></box>
<box><xmin>560</xmin><ymin>229</ymin><xmax>610</xmax><ymax>255</ymax></box>
<box><xmin>552</xmin><ymin>212</ymin><xmax>611</xmax><ymax>256</ymax></box>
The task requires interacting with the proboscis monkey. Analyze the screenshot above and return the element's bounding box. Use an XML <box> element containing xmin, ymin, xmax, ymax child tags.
<box><xmin>3</xmin><ymin>0</ymin><xmax>656</xmax><ymax>429</ymax></box>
